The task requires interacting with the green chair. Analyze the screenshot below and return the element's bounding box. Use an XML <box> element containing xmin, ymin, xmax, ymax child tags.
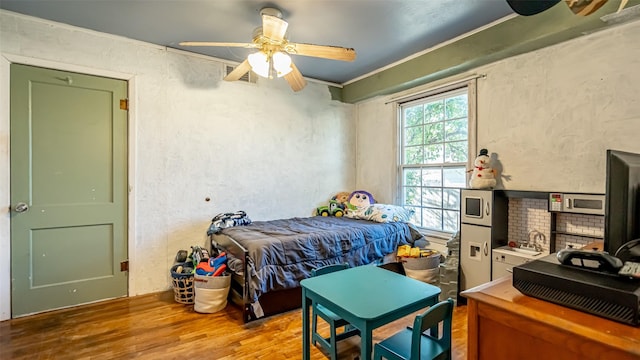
<box><xmin>311</xmin><ymin>263</ymin><xmax>360</xmax><ymax>360</ymax></box>
<box><xmin>373</xmin><ymin>298</ymin><xmax>454</xmax><ymax>360</ymax></box>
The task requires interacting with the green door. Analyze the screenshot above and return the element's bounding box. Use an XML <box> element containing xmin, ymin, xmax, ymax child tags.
<box><xmin>10</xmin><ymin>64</ymin><xmax>128</xmax><ymax>317</ymax></box>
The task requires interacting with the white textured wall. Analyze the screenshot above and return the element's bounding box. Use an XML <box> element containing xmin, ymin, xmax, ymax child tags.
<box><xmin>356</xmin><ymin>19</ymin><xmax>640</xmax><ymax>201</ymax></box>
<box><xmin>355</xmin><ymin>99</ymin><xmax>398</xmax><ymax>203</ymax></box>
<box><xmin>477</xmin><ymin>20</ymin><xmax>640</xmax><ymax>193</ymax></box>
<box><xmin>0</xmin><ymin>11</ymin><xmax>355</xmax><ymax>320</ymax></box>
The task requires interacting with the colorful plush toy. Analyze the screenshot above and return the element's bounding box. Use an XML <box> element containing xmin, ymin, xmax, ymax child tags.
<box><xmin>196</xmin><ymin>251</ymin><xmax>227</xmax><ymax>276</ymax></box>
<box><xmin>347</xmin><ymin>190</ymin><xmax>375</xmax><ymax>210</ymax></box>
<box><xmin>331</xmin><ymin>191</ymin><xmax>351</xmax><ymax>209</ymax></box>
<box><xmin>468</xmin><ymin>148</ymin><xmax>497</xmax><ymax>189</ymax></box>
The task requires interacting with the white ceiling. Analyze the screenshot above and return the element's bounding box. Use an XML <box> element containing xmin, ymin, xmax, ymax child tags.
<box><xmin>0</xmin><ymin>0</ymin><xmax>521</xmax><ymax>84</ymax></box>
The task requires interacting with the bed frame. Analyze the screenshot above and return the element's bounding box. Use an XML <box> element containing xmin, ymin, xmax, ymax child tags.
<box><xmin>210</xmin><ymin>233</ymin><xmax>302</xmax><ymax>323</ymax></box>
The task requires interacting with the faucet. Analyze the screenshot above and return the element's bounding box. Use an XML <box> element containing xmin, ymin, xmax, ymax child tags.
<box><xmin>527</xmin><ymin>229</ymin><xmax>545</xmax><ymax>252</ymax></box>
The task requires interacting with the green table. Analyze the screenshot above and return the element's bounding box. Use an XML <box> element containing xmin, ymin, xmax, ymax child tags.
<box><xmin>301</xmin><ymin>265</ymin><xmax>441</xmax><ymax>360</ymax></box>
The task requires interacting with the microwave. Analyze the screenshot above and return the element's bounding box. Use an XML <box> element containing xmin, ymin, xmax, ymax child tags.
<box><xmin>548</xmin><ymin>193</ymin><xmax>605</xmax><ymax>215</ymax></box>
<box><xmin>461</xmin><ymin>189</ymin><xmax>493</xmax><ymax>226</ymax></box>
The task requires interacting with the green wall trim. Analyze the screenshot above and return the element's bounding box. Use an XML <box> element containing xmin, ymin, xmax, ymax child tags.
<box><xmin>329</xmin><ymin>85</ymin><xmax>343</xmax><ymax>101</ymax></box>
<box><xmin>341</xmin><ymin>0</ymin><xmax>638</xmax><ymax>104</ymax></box>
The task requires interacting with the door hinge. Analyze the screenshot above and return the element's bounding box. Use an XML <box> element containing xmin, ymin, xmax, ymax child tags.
<box><xmin>120</xmin><ymin>99</ymin><xmax>129</xmax><ymax>110</ymax></box>
<box><xmin>120</xmin><ymin>260</ymin><xmax>129</xmax><ymax>272</ymax></box>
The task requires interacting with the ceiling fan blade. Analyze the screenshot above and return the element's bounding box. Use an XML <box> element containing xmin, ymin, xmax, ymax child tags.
<box><xmin>224</xmin><ymin>59</ymin><xmax>251</xmax><ymax>81</ymax></box>
<box><xmin>262</xmin><ymin>14</ymin><xmax>288</xmax><ymax>42</ymax></box>
<box><xmin>618</xmin><ymin>0</ymin><xmax>629</xmax><ymax>12</ymax></box>
<box><xmin>286</xmin><ymin>43</ymin><xmax>356</xmax><ymax>62</ymax></box>
<box><xmin>284</xmin><ymin>62</ymin><xmax>306</xmax><ymax>92</ymax></box>
<box><xmin>179</xmin><ymin>41</ymin><xmax>255</xmax><ymax>48</ymax></box>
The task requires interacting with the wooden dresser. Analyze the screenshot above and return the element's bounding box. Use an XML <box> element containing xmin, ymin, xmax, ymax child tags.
<box><xmin>461</xmin><ymin>276</ymin><xmax>640</xmax><ymax>360</ymax></box>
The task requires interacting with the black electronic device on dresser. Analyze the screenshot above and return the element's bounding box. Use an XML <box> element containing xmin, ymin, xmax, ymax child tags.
<box><xmin>605</xmin><ymin>149</ymin><xmax>640</xmax><ymax>258</ymax></box>
<box><xmin>513</xmin><ymin>251</ymin><xmax>640</xmax><ymax>326</ymax></box>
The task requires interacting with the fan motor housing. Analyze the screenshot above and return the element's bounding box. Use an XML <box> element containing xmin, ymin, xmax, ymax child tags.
<box><xmin>260</xmin><ymin>7</ymin><xmax>282</xmax><ymax>18</ymax></box>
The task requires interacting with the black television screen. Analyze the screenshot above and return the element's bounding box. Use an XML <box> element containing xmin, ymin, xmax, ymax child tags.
<box><xmin>604</xmin><ymin>149</ymin><xmax>640</xmax><ymax>258</ymax></box>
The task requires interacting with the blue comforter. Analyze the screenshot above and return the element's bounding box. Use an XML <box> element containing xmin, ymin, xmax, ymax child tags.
<box><xmin>218</xmin><ymin>216</ymin><xmax>421</xmax><ymax>303</ymax></box>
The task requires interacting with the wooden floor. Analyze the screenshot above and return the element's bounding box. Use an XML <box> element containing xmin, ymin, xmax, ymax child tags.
<box><xmin>0</xmin><ymin>291</ymin><xmax>467</xmax><ymax>359</ymax></box>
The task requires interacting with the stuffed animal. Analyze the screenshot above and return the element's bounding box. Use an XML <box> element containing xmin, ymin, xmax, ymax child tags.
<box><xmin>347</xmin><ymin>190</ymin><xmax>375</xmax><ymax>210</ymax></box>
<box><xmin>468</xmin><ymin>148</ymin><xmax>497</xmax><ymax>189</ymax></box>
<box><xmin>331</xmin><ymin>191</ymin><xmax>351</xmax><ymax>209</ymax></box>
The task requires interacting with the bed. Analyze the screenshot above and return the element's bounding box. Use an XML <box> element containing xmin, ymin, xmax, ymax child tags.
<box><xmin>209</xmin><ymin>216</ymin><xmax>424</xmax><ymax>323</ymax></box>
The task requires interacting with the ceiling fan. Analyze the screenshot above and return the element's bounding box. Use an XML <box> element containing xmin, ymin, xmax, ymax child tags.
<box><xmin>179</xmin><ymin>7</ymin><xmax>356</xmax><ymax>92</ymax></box>
<box><xmin>507</xmin><ymin>0</ymin><xmax>629</xmax><ymax>16</ymax></box>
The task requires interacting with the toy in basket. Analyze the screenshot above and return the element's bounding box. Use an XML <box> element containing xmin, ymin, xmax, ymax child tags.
<box><xmin>397</xmin><ymin>245</ymin><xmax>441</xmax><ymax>284</ymax></box>
<box><xmin>192</xmin><ymin>252</ymin><xmax>231</xmax><ymax>313</ymax></box>
<box><xmin>170</xmin><ymin>262</ymin><xmax>195</xmax><ymax>304</ymax></box>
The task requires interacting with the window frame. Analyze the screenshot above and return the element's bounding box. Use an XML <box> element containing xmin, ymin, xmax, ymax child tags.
<box><xmin>395</xmin><ymin>80</ymin><xmax>477</xmax><ymax>237</ymax></box>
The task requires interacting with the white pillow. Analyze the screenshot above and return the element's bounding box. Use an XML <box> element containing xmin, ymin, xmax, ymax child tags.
<box><xmin>345</xmin><ymin>204</ymin><xmax>414</xmax><ymax>223</ymax></box>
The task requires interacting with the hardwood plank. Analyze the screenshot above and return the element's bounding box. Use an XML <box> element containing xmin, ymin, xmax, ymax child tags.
<box><xmin>0</xmin><ymin>291</ymin><xmax>467</xmax><ymax>359</ymax></box>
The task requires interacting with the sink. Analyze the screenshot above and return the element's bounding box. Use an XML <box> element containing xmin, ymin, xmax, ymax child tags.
<box><xmin>495</xmin><ymin>245</ymin><xmax>543</xmax><ymax>257</ymax></box>
<box><xmin>512</xmin><ymin>247</ymin><xmax>541</xmax><ymax>256</ymax></box>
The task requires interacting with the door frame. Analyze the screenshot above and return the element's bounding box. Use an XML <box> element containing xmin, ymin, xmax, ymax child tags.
<box><xmin>0</xmin><ymin>53</ymin><xmax>138</xmax><ymax>321</ymax></box>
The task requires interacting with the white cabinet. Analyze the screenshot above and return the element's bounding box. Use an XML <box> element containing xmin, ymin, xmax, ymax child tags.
<box><xmin>492</xmin><ymin>246</ymin><xmax>547</xmax><ymax>279</ymax></box>
<box><xmin>460</xmin><ymin>223</ymin><xmax>492</xmax><ymax>290</ymax></box>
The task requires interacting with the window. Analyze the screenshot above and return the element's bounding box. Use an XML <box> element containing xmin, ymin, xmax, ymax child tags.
<box><xmin>398</xmin><ymin>87</ymin><xmax>473</xmax><ymax>234</ymax></box>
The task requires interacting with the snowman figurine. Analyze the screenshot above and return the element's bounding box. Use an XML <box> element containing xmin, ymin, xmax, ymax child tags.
<box><xmin>468</xmin><ymin>148</ymin><xmax>497</xmax><ymax>189</ymax></box>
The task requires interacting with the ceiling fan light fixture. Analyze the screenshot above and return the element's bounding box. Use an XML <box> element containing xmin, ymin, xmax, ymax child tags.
<box><xmin>247</xmin><ymin>50</ymin><xmax>292</xmax><ymax>79</ymax></box>
<box><xmin>272</xmin><ymin>51</ymin><xmax>292</xmax><ymax>77</ymax></box>
<box><xmin>247</xmin><ymin>51</ymin><xmax>270</xmax><ymax>78</ymax></box>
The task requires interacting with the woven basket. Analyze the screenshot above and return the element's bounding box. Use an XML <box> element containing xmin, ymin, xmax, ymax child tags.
<box><xmin>171</xmin><ymin>263</ymin><xmax>195</xmax><ymax>304</ymax></box>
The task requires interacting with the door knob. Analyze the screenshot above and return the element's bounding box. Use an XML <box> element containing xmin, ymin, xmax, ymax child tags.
<box><xmin>14</xmin><ymin>202</ymin><xmax>29</xmax><ymax>213</ymax></box>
